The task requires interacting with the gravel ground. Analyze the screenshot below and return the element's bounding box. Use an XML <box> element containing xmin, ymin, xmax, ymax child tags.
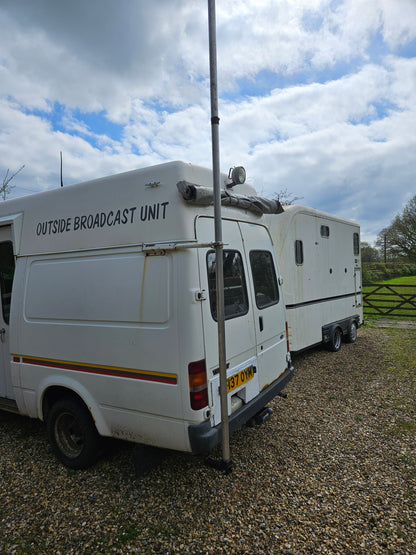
<box><xmin>1</xmin><ymin>326</ymin><xmax>415</xmax><ymax>554</ymax></box>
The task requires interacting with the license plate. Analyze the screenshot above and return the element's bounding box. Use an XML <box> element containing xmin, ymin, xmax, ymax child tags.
<box><xmin>227</xmin><ymin>365</ymin><xmax>254</xmax><ymax>393</ymax></box>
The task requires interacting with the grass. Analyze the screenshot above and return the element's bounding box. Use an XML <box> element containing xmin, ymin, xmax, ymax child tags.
<box><xmin>382</xmin><ymin>328</ymin><xmax>416</xmax><ymax>381</ymax></box>
<box><xmin>379</xmin><ymin>276</ymin><xmax>416</xmax><ymax>285</ymax></box>
<box><xmin>381</xmin><ymin>328</ymin><xmax>416</xmax><ymax>414</ymax></box>
<box><xmin>380</xmin><ymin>328</ymin><xmax>416</xmax><ymax>450</ymax></box>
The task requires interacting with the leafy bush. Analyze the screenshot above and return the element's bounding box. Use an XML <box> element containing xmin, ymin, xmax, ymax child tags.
<box><xmin>362</xmin><ymin>262</ymin><xmax>416</xmax><ymax>283</ymax></box>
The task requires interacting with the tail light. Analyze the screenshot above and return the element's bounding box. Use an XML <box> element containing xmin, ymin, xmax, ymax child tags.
<box><xmin>188</xmin><ymin>359</ymin><xmax>209</xmax><ymax>410</ymax></box>
<box><xmin>286</xmin><ymin>321</ymin><xmax>290</xmax><ymax>353</ymax></box>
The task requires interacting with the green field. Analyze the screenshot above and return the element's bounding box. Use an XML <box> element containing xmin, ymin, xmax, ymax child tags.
<box><xmin>379</xmin><ymin>276</ymin><xmax>416</xmax><ymax>286</ymax></box>
<box><xmin>363</xmin><ymin>276</ymin><xmax>416</xmax><ymax>319</ymax></box>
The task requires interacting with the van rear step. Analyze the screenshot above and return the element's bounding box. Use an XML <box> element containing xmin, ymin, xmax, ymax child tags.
<box><xmin>246</xmin><ymin>406</ymin><xmax>273</xmax><ymax>427</ymax></box>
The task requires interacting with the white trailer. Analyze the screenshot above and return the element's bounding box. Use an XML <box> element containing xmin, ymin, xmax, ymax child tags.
<box><xmin>0</xmin><ymin>161</ymin><xmax>293</xmax><ymax>468</ymax></box>
<box><xmin>265</xmin><ymin>205</ymin><xmax>363</xmax><ymax>353</ymax></box>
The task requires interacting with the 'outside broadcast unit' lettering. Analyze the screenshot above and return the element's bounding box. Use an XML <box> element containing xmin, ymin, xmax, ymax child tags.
<box><xmin>35</xmin><ymin>202</ymin><xmax>169</xmax><ymax>237</ymax></box>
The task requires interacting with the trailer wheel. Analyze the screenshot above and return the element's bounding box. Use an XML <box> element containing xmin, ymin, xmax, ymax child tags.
<box><xmin>47</xmin><ymin>397</ymin><xmax>102</xmax><ymax>469</ymax></box>
<box><xmin>329</xmin><ymin>327</ymin><xmax>342</xmax><ymax>352</ymax></box>
<box><xmin>346</xmin><ymin>320</ymin><xmax>358</xmax><ymax>343</ymax></box>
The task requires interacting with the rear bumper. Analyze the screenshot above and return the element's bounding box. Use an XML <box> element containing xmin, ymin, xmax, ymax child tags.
<box><xmin>188</xmin><ymin>365</ymin><xmax>294</xmax><ymax>454</ymax></box>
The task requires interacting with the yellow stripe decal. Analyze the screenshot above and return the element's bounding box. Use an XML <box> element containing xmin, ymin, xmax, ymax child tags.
<box><xmin>14</xmin><ymin>355</ymin><xmax>177</xmax><ymax>385</ymax></box>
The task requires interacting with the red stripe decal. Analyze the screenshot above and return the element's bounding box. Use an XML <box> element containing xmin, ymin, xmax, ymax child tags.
<box><xmin>19</xmin><ymin>357</ymin><xmax>177</xmax><ymax>385</ymax></box>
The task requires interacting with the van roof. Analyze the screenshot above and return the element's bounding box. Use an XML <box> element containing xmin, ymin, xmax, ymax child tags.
<box><xmin>281</xmin><ymin>204</ymin><xmax>359</xmax><ymax>227</ymax></box>
<box><xmin>0</xmin><ymin>161</ymin><xmax>263</xmax><ymax>256</ymax></box>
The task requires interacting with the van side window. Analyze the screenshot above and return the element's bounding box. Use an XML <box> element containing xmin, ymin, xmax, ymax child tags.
<box><xmin>320</xmin><ymin>225</ymin><xmax>330</xmax><ymax>238</ymax></box>
<box><xmin>295</xmin><ymin>240</ymin><xmax>304</xmax><ymax>265</ymax></box>
<box><xmin>353</xmin><ymin>233</ymin><xmax>360</xmax><ymax>255</ymax></box>
<box><xmin>0</xmin><ymin>241</ymin><xmax>15</xmax><ymax>325</ymax></box>
<box><xmin>250</xmin><ymin>250</ymin><xmax>279</xmax><ymax>308</ymax></box>
<box><xmin>207</xmin><ymin>250</ymin><xmax>249</xmax><ymax>320</ymax></box>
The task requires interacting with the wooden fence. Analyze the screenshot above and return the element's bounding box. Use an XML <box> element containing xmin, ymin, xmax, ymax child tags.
<box><xmin>363</xmin><ymin>284</ymin><xmax>416</xmax><ymax>318</ymax></box>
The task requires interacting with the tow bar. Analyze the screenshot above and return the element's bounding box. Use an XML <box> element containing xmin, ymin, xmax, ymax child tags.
<box><xmin>246</xmin><ymin>406</ymin><xmax>274</xmax><ymax>427</ymax></box>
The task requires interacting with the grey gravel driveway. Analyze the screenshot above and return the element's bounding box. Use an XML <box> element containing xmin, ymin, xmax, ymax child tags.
<box><xmin>1</xmin><ymin>327</ymin><xmax>415</xmax><ymax>553</ymax></box>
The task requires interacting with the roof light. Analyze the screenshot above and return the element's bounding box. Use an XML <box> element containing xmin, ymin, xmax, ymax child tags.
<box><xmin>227</xmin><ymin>166</ymin><xmax>246</xmax><ymax>188</ymax></box>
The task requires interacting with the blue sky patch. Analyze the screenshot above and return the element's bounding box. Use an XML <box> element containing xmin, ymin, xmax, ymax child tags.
<box><xmin>73</xmin><ymin>110</ymin><xmax>124</xmax><ymax>142</ymax></box>
<box><xmin>226</xmin><ymin>56</ymin><xmax>365</xmax><ymax>103</ymax></box>
<box><xmin>24</xmin><ymin>103</ymin><xmax>124</xmax><ymax>145</ymax></box>
<box><xmin>301</xmin><ymin>11</ymin><xmax>324</xmax><ymax>33</ymax></box>
<box><xmin>394</xmin><ymin>36</ymin><xmax>416</xmax><ymax>58</ymax></box>
<box><xmin>350</xmin><ymin>99</ymin><xmax>399</xmax><ymax>126</ymax></box>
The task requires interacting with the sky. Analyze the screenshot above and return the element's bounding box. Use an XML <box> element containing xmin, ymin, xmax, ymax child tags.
<box><xmin>0</xmin><ymin>0</ymin><xmax>415</xmax><ymax>245</ymax></box>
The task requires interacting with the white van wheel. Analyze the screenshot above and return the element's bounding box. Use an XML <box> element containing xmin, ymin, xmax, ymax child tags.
<box><xmin>329</xmin><ymin>327</ymin><xmax>342</xmax><ymax>352</ymax></box>
<box><xmin>47</xmin><ymin>397</ymin><xmax>102</xmax><ymax>469</ymax></box>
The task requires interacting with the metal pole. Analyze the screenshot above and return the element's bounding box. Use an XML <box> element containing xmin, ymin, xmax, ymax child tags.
<box><xmin>208</xmin><ymin>0</ymin><xmax>231</xmax><ymax>471</ymax></box>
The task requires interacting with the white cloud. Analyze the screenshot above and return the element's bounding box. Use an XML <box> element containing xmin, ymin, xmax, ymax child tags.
<box><xmin>0</xmin><ymin>0</ymin><xmax>415</xmax><ymax>244</ymax></box>
<box><xmin>214</xmin><ymin>57</ymin><xmax>416</xmax><ymax>243</ymax></box>
<box><xmin>379</xmin><ymin>0</ymin><xmax>416</xmax><ymax>47</ymax></box>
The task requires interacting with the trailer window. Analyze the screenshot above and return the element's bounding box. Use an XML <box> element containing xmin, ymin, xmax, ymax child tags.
<box><xmin>320</xmin><ymin>225</ymin><xmax>330</xmax><ymax>238</ymax></box>
<box><xmin>0</xmin><ymin>241</ymin><xmax>15</xmax><ymax>325</ymax></box>
<box><xmin>207</xmin><ymin>250</ymin><xmax>249</xmax><ymax>320</ymax></box>
<box><xmin>353</xmin><ymin>233</ymin><xmax>360</xmax><ymax>255</ymax></box>
<box><xmin>250</xmin><ymin>251</ymin><xmax>279</xmax><ymax>308</ymax></box>
<box><xmin>295</xmin><ymin>240</ymin><xmax>304</xmax><ymax>265</ymax></box>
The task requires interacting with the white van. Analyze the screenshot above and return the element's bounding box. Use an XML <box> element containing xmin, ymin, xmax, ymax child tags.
<box><xmin>265</xmin><ymin>205</ymin><xmax>363</xmax><ymax>353</ymax></box>
<box><xmin>0</xmin><ymin>161</ymin><xmax>293</xmax><ymax>468</ymax></box>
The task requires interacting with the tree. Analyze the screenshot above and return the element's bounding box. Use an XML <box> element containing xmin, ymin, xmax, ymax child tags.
<box><xmin>273</xmin><ymin>188</ymin><xmax>303</xmax><ymax>206</ymax></box>
<box><xmin>376</xmin><ymin>194</ymin><xmax>416</xmax><ymax>262</ymax></box>
<box><xmin>1</xmin><ymin>165</ymin><xmax>25</xmax><ymax>200</ymax></box>
<box><xmin>361</xmin><ymin>242</ymin><xmax>380</xmax><ymax>262</ymax></box>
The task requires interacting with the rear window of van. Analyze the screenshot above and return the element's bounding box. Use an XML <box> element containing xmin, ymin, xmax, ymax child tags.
<box><xmin>206</xmin><ymin>250</ymin><xmax>249</xmax><ymax>320</ymax></box>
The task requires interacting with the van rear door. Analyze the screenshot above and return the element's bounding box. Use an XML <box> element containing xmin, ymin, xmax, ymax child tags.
<box><xmin>238</xmin><ymin>221</ymin><xmax>288</xmax><ymax>391</ymax></box>
<box><xmin>196</xmin><ymin>217</ymin><xmax>287</xmax><ymax>425</ymax></box>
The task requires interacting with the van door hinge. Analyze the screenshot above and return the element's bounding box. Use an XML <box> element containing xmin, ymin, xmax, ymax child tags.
<box><xmin>195</xmin><ymin>289</ymin><xmax>207</xmax><ymax>301</ymax></box>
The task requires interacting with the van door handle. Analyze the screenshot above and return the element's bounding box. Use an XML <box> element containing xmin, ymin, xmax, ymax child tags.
<box><xmin>259</xmin><ymin>316</ymin><xmax>263</xmax><ymax>332</ymax></box>
<box><xmin>0</xmin><ymin>328</ymin><xmax>5</xmax><ymax>342</ymax></box>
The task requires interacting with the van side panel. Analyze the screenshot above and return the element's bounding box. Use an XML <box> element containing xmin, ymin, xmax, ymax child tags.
<box><xmin>25</xmin><ymin>254</ymin><xmax>170</xmax><ymax>323</ymax></box>
<box><xmin>12</xmin><ymin>248</ymin><xmax>198</xmax><ymax>449</ymax></box>
<box><xmin>20</xmin><ymin>250</ymin><xmax>176</xmax><ymax>369</ymax></box>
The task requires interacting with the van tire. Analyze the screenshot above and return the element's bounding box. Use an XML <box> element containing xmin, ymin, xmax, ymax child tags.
<box><xmin>328</xmin><ymin>327</ymin><xmax>342</xmax><ymax>352</ymax></box>
<box><xmin>346</xmin><ymin>320</ymin><xmax>358</xmax><ymax>343</ymax></box>
<box><xmin>47</xmin><ymin>397</ymin><xmax>102</xmax><ymax>469</ymax></box>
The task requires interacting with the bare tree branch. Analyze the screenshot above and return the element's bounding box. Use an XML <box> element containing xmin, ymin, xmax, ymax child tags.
<box><xmin>1</xmin><ymin>164</ymin><xmax>25</xmax><ymax>200</ymax></box>
<box><xmin>273</xmin><ymin>188</ymin><xmax>303</xmax><ymax>206</ymax></box>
